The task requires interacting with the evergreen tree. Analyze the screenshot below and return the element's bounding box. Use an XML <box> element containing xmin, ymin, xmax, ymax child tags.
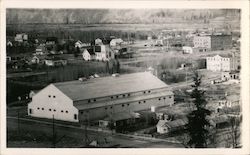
<box><xmin>186</xmin><ymin>72</ymin><xmax>211</xmax><ymax>148</ymax></box>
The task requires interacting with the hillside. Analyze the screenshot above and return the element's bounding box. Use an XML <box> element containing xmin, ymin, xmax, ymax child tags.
<box><xmin>6</xmin><ymin>9</ymin><xmax>240</xmax><ymax>25</ymax></box>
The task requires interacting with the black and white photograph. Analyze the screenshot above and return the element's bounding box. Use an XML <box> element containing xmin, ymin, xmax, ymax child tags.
<box><xmin>1</xmin><ymin>0</ymin><xmax>249</xmax><ymax>154</ymax></box>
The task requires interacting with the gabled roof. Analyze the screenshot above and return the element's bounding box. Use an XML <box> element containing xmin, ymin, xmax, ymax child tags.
<box><xmin>53</xmin><ymin>72</ymin><xmax>170</xmax><ymax>101</ymax></box>
<box><xmin>158</xmin><ymin>118</ymin><xmax>188</xmax><ymax>128</ymax></box>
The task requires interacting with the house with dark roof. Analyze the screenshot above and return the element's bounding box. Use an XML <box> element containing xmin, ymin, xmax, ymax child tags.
<box><xmin>28</xmin><ymin>72</ymin><xmax>174</xmax><ymax>122</ymax></box>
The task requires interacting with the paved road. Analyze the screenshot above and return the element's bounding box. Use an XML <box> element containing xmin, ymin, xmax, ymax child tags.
<box><xmin>7</xmin><ymin>117</ymin><xmax>183</xmax><ymax>148</ymax></box>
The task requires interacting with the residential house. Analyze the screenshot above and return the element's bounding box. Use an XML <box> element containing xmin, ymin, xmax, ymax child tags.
<box><xmin>45</xmin><ymin>37</ymin><xmax>58</xmax><ymax>45</ymax></box>
<box><xmin>110</xmin><ymin>38</ymin><xmax>123</xmax><ymax>47</ymax></box>
<box><xmin>29</xmin><ymin>90</ymin><xmax>40</xmax><ymax>99</ymax></box>
<box><xmin>221</xmin><ymin>71</ymin><xmax>240</xmax><ymax>81</ymax></box>
<box><xmin>75</xmin><ymin>40</ymin><xmax>90</xmax><ymax>48</ymax></box>
<box><xmin>99</xmin><ymin>112</ymin><xmax>140</xmax><ymax>132</ymax></box>
<box><xmin>35</xmin><ymin>44</ymin><xmax>47</xmax><ymax>55</ymax></box>
<box><xmin>182</xmin><ymin>46</ymin><xmax>193</xmax><ymax>54</ymax></box>
<box><xmin>6</xmin><ymin>56</ymin><xmax>11</xmax><ymax>62</ymax></box>
<box><xmin>95</xmin><ymin>38</ymin><xmax>103</xmax><ymax>45</ymax></box>
<box><xmin>95</xmin><ymin>45</ymin><xmax>114</xmax><ymax>61</ymax></box>
<box><xmin>156</xmin><ymin>118</ymin><xmax>188</xmax><ymax>134</ymax></box>
<box><xmin>15</xmin><ymin>33</ymin><xmax>28</xmax><ymax>42</ymax></box>
<box><xmin>82</xmin><ymin>48</ymin><xmax>96</xmax><ymax>61</ymax></box>
<box><xmin>44</xmin><ymin>57</ymin><xmax>67</xmax><ymax>66</ymax></box>
<box><xmin>218</xmin><ymin>95</ymin><xmax>240</xmax><ymax>110</ymax></box>
<box><xmin>28</xmin><ymin>72</ymin><xmax>174</xmax><ymax>122</ymax></box>
<box><xmin>155</xmin><ymin>39</ymin><xmax>163</xmax><ymax>46</ymax></box>
<box><xmin>7</xmin><ymin>40</ymin><xmax>13</xmax><ymax>47</ymax></box>
<box><xmin>206</xmin><ymin>54</ymin><xmax>238</xmax><ymax>72</ymax></box>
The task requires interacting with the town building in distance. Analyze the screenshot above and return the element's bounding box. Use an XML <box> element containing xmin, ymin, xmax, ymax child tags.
<box><xmin>28</xmin><ymin>72</ymin><xmax>174</xmax><ymax>122</ymax></box>
<box><xmin>193</xmin><ymin>34</ymin><xmax>232</xmax><ymax>52</ymax></box>
<box><xmin>206</xmin><ymin>54</ymin><xmax>239</xmax><ymax>72</ymax></box>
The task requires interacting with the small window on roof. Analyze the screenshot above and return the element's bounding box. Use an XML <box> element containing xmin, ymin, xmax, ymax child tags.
<box><xmin>148</xmin><ymin>90</ymin><xmax>151</xmax><ymax>93</ymax></box>
<box><xmin>48</xmin><ymin>95</ymin><xmax>51</xmax><ymax>98</ymax></box>
<box><xmin>37</xmin><ymin>107</ymin><xmax>40</xmax><ymax>110</ymax></box>
<box><xmin>53</xmin><ymin>95</ymin><xmax>56</xmax><ymax>98</ymax></box>
<box><xmin>61</xmin><ymin>110</ymin><xmax>64</xmax><ymax>113</ymax></box>
<box><xmin>66</xmin><ymin>110</ymin><xmax>68</xmax><ymax>113</ymax></box>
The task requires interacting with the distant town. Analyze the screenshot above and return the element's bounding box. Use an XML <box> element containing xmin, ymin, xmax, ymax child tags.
<box><xmin>6</xmin><ymin>9</ymin><xmax>241</xmax><ymax>148</ymax></box>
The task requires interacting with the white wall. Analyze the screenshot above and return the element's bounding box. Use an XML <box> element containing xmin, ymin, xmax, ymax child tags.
<box><xmin>28</xmin><ymin>84</ymin><xmax>79</xmax><ymax>122</ymax></box>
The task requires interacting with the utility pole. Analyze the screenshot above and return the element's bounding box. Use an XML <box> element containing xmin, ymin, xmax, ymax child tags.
<box><xmin>17</xmin><ymin>110</ymin><xmax>20</xmax><ymax>134</ymax></box>
<box><xmin>52</xmin><ymin>114</ymin><xmax>56</xmax><ymax>148</ymax></box>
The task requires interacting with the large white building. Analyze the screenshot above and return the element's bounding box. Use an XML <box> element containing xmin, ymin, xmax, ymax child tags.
<box><xmin>206</xmin><ymin>54</ymin><xmax>238</xmax><ymax>72</ymax></box>
<box><xmin>82</xmin><ymin>45</ymin><xmax>114</xmax><ymax>61</ymax></box>
<box><xmin>28</xmin><ymin>72</ymin><xmax>174</xmax><ymax>123</ymax></box>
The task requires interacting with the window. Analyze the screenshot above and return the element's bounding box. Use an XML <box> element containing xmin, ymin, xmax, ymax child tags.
<box><xmin>66</xmin><ymin>110</ymin><xmax>68</xmax><ymax>113</ymax></box>
<box><xmin>148</xmin><ymin>90</ymin><xmax>151</xmax><ymax>93</ymax></box>
<box><xmin>111</xmin><ymin>96</ymin><xmax>113</xmax><ymax>99</ymax></box>
<box><xmin>53</xmin><ymin>95</ymin><xmax>56</xmax><ymax>98</ymax></box>
<box><xmin>158</xmin><ymin>98</ymin><xmax>161</xmax><ymax>101</ymax></box>
<box><xmin>105</xmin><ymin>107</ymin><xmax>107</xmax><ymax>110</ymax></box>
<box><xmin>88</xmin><ymin>99</ymin><xmax>90</xmax><ymax>103</ymax></box>
<box><xmin>169</xmin><ymin>96</ymin><xmax>172</xmax><ymax>99</ymax></box>
<box><xmin>139</xmin><ymin>101</ymin><xmax>141</xmax><ymax>104</ymax></box>
<box><xmin>122</xmin><ymin>104</ymin><xmax>124</xmax><ymax>107</ymax></box>
<box><xmin>61</xmin><ymin>110</ymin><xmax>64</xmax><ymax>113</ymax></box>
<box><xmin>128</xmin><ymin>94</ymin><xmax>130</xmax><ymax>97</ymax></box>
<box><xmin>143</xmin><ymin>91</ymin><xmax>146</xmax><ymax>94</ymax></box>
<box><xmin>93</xmin><ymin>99</ymin><xmax>96</xmax><ymax>102</ymax></box>
<box><xmin>80</xmin><ymin>111</ymin><xmax>83</xmax><ymax>114</ymax></box>
<box><xmin>53</xmin><ymin>109</ymin><xmax>56</xmax><ymax>112</ymax></box>
<box><xmin>29</xmin><ymin>109</ymin><xmax>33</xmax><ymax>114</ymax></box>
<box><xmin>116</xmin><ymin>96</ymin><xmax>119</xmax><ymax>98</ymax></box>
<box><xmin>123</xmin><ymin>94</ymin><xmax>126</xmax><ymax>97</ymax></box>
<box><xmin>42</xmin><ymin>108</ymin><xmax>44</xmax><ymax>110</ymax></box>
<box><xmin>163</xmin><ymin>97</ymin><xmax>166</xmax><ymax>100</ymax></box>
<box><xmin>49</xmin><ymin>109</ymin><xmax>51</xmax><ymax>111</ymax></box>
<box><xmin>127</xmin><ymin>104</ymin><xmax>130</xmax><ymax>106</ymax></box>
<box><xmin>37</xmin><ymin>107</ymin><xmax>40</xmax><ymax>110</ymax></box>
<box><xmin>110</xmin><ymin>106</ymin><xmax>113</xmax><ymax>109</ymax></box>
<box><xmin>74</xmin><ymin>114</ymin><xmax>77</xmax><ymax>120</ymax></box>
<box><xmin>144</xmin><ymin>101</ymin><xmax>146</xmax><ymax>103</ymax></box>
<box><xmin>48</xmin><ymin>95</ymin><xmax>51</xmax><ymax>98</ymax></box>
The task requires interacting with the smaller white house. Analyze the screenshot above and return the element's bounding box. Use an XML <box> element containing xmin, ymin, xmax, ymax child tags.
<box><xmin>110</xmin><ymin>38</ymin><xmax>123</xmax><ymax>46</ymax></box>
<box><xmin>157</xmin><ymin>118</ymin><xmax>188</xmax><ymax>134</ymax></box>
<box><xmin>15</xmin><ymin>33</ymin><xmax>28</xmax><ymax>42</ymax></box>
<box><xmin>75</xmin><ymin>40</ymin><xmax>90</xmax><ymax>48</ymax></box>
<box><xmin>31</xmin><ymin>56</ymin><xmax>40</xmax><ymax>64</ymax></box>
<box><xmin>29</xmin><ymin>90</ymin><xmax>40</xmax><ymax>99</ymax></box>
<box><xmin>7</xmin><ymin>40</ymin><xmax>13</xmax><ymax>47</ymax></box>
<box><xmin>35</xmin><ymin>44</ymin><xmax>47</xmax><ymax>55</ymax></box>
<box><xmin>75</xmin><ymin>40</ymin><xmax>83</xmax><ymax>48</ymax></box>
<box><xmin>82</xmin><ymin>49</ymin><xmax>96</xmax><ymax>61</ymax></box>
<box><xmin>182</xmin><ymin>46</ymin><xmax>193</xmax><ymax>54</ymax></box>
<box><xmin>155</xmin><ymin>39</ymin><xmax>163</xmax><ymax>46</ymax></box>
<box><xmin>95</xmin><ymin>38</ymin><xmax>103</xmax><ymax>45</ymax></box>
<box><xmin>45</xmin><ymin>58</ymin><xmax>67</xmax><ymax>66</ymax></box>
